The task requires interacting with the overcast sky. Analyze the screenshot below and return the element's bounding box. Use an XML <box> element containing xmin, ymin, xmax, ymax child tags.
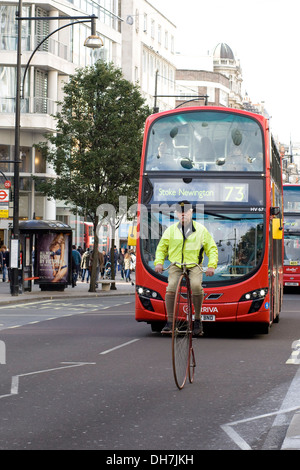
<box><xmin>149</xmin><ymin>0</ymin><xmax>299</xmax><ymax>145</ymax></box>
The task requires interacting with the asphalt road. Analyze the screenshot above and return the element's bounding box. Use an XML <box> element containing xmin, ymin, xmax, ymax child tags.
<box><xmin>0</xmin><ymin>293</ymin><xmax>299</xmax><ymax>451</ymax></box>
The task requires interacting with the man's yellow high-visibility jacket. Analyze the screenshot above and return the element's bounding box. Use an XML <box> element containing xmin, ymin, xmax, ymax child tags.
<box><xmin>154</xmin><ymin>221</ymin><xmax>218</xmax><ymax>268</ymax></box>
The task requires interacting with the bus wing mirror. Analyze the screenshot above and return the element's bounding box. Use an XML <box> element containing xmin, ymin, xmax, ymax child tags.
<box><xmin>270</xmin><ymin>206</ymin><xmax>280</xmax><ymax>216</ymax></box>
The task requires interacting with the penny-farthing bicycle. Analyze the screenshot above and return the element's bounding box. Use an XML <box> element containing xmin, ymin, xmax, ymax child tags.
<box><xmin>166</xmin><ymin>262</ymin><xmax>203</xmax><ymax>390</ymax></box>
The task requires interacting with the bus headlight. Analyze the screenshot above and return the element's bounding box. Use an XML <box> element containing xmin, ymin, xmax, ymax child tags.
<box><xmin>136</xmin><ymin>286</ymin><xmax>163</xmax><ymax>300</ymax></box>
<box><xmin>136</xmin><ymin>286</ymin><xmax>163</xmax><ymax>312</ymax></box>
<box><xmin>239</xmin><ymin>288</ymin><xmax>268</xmax><ymax>302</ymax></box>
<box><xmin>239</xmin><ymin>288</ymin><xmax>268</xmax><ymax>314</ymax></box>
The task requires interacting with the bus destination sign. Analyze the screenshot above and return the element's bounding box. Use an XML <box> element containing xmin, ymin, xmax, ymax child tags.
<box><xmin>153</xmin><ymin>181</ymin><xmax>249</xmax><ymax>203</ymax></box>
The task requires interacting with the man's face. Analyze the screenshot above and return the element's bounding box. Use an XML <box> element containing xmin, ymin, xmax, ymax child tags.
<box><xmin>176</xmin><ymin>208</ymin><xmax>193</xmax><ymax>225</ymax></box>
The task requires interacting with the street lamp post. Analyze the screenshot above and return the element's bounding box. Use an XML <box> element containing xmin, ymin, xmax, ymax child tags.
<box><xmin>11</xmin><ymin>1</ymin><xmax>103</xmax><ymax>295</ymax></box>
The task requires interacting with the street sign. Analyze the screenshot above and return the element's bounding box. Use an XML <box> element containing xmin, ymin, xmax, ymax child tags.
<box><xmin>0</xmin><ymin>189</ymin><xmax>9</xmax><ymax>203</ymax></box>
<box><xmin>0</xmin><ymin>209</ymin><xmax>9</xmax><ymax>218</ymax></box>
<box><xmin>4</xmin><ymin>180</ymin><xmax>11</xmax><ymax>189</ymax></box>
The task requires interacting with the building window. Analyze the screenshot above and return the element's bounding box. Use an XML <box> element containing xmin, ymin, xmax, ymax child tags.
<box><xmin>34</xmin><ymin>147</ymin><xmax>46</xmax><ymax>173</ymax></box>
<box><xmin>135</xmin><ymin>9</ymin><xmax>139</xmax><ymax>33</ymax></box>
<box><xmin>171</xmin><ymin>35</ymin><xmax>174</xmax><ymax>53</ymax></box>
<box><xmin>0</xmin><ymin>4</ymin><xmax>31</xmax><ymax>51</ymax></box>
<box><xmin>0</xmin><ymin>146</ymin><xmax>10</xmax><ymax>173</ymax></box>
<box><xmin>34</xmin><ymin>69</ymin><xmax>48</xmax><ymax>114</ymax></box>
<box><xmin>150</xmin><ymin>55</ymin><xmax>154</xmax><ymax>76</ymax></box>
<box><xmin>151</xmin><ymin>19</ymin><xmax>155</xmax><ymax>39</ymax></box>
<box><xmin>35</xmin><ymin>7</ymin><xmax>49</xmax><ymax>51</ymax></box>
<box><xmin>164</xmin><ymin>31</ymin><xmax>168</xmax><ymax>49</ymax></box>
<box><xmin>19</xmin><ymin>194</ymin><xmax>29</xmax><ymax>218</ymax></box>
<box><xmin>158</xmin><ymin>25</ymin><xmax>161</xmax><ymax>44</ymax></box>
<box><xmin>134</xmin><ymin>66</ymin><xmax>139</xmax><ymax>83</ymax></box>
<box><xmin>34</xmin><ymin>196</ymin><xmax>45</xmax><ymax>219</ymax></box>
<box><xmin>143</xmin><ymin>13</ymin><xmax>147</xmax><ymax>32</ymax></box>
<box><xmin>20</xmin><ymin>147</ymin><xmax>31</xmax><ymax>173</ymax></box>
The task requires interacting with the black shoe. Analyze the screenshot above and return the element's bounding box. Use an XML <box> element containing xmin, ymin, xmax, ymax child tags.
<box><xmin>193</xmin><ymin>319</ymin><xmax>204</xmax><ymax>336</ymax></box>
<box><xmin>161</xmin><ymin>322</ymin><xmax>172</xmax><ymax>334</ymax></box>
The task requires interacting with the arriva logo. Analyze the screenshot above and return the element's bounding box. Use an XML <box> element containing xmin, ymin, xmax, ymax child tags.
<box><xmin>183</xmin><ymin>305</ymin><xmax>219</xmax><ymax>314</ymax></box>
<box><xmin>0</xmin><ymin>340</ymin><xmax>6</xmax><ymax>364</ymax></box>
<box><xmin>201</xmin><ymin>306</ymin><xmax>218</xmax><ymax>313</ymax></box>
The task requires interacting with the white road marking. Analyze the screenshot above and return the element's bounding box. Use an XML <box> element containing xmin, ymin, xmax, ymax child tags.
<box><xmin>0</xmin><ymin>299</ymin><xmax>133</xmax><ymax>330</ymax></box>
<box><xmin>286</xmin><ymin>339</ymin><xmax>300</xmax><ymax>364</ymax></box>
<box><xmin>0</xmin><ymin>362</ymin><xmax>96</xmax><ymax>399</ymax></box>
<box><xmin>221</xmin><ymin>364</ymin><xmax>300</xmax><ymax>449</ymax></box>
<box><xmin>100</xmin><ymin>339</ymin><xmax>140</xmax><ymax>355</ymax></box>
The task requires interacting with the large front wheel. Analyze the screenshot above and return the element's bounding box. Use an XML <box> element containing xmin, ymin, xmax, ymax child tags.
<box><xmin>172</xmin><ymin>273</ymin><xmax>193</xmax><ymax>390</ymax></box>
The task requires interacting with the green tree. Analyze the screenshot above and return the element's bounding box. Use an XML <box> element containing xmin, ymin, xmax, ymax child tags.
<box><xmin>35</xmin><ymin>60</ymin><xmax>151</xmax><ymax>291</ymax></box>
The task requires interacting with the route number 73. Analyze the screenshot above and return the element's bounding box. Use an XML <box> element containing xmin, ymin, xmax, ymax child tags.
<box><xmin>224</xmin><ymin>185</ymin><xmax>246</xmax><ymax>202</ymax></box>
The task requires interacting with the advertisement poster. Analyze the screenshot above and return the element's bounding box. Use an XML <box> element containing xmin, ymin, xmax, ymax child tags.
<box><xmin>36</xmin><ymin>233</ymin><xmax>69</xmax><ymax>283</ymax></box>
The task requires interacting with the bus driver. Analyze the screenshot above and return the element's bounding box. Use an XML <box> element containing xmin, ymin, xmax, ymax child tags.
<box><xmin>154</xmin><ymin>200</ymin><xmax>218</xmax><ymax>335</ymax></box>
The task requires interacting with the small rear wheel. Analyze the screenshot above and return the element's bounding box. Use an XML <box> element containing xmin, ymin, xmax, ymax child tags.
<box><xmin>189</xmin><ymin>348</ymin><xmax>196</xmax><ymax>383</ymax></box>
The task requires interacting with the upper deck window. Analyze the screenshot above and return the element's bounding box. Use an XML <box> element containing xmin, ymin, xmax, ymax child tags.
<box><xmin>145</xmin><ymin>111</ymin><xmax>264</xmax><ymax>172</ymax></box>
<box><xmin>283</xmin><ymin>187</ymin><xmax>300</xmax><ymax>212</ymax></box>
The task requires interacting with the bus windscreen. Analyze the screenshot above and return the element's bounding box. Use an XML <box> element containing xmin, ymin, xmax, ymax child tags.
<box><xmin>141</xmin><ymin>210</ymin><xmax>264</xmax><ymax>283</ymax></box>
<box><xmin>145</xmin><ymin>111</ymin><xmax>263</xmax><ymax>172</ymax></box>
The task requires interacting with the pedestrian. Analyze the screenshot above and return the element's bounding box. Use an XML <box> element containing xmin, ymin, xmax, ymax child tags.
<box><xmin>154</xmin><ymin>200</ymin><xmax>218</xmax><ymax>335</ymax></box>
<box><xmin>71</xmin><ymin>245</ymin><xmax>81</xmax><ymax>287</ymax></box>
<box><xmin>0</xmin><ymin>246</ymin><xmax>3</xmax><ymax>280</ymax></box>
<box><xmin>1</xmin><ymin>246</ymin><xmax>9</xmax><ymax>282</ymax></box>
<box><xmin>118</xmin><ymin>247</ymin><xmax>125</xmax><ymax>279</ymax></box>
<box><xmin>124</xmin><ymin>252</ymin><xmax>132</xmax><ymax>282</ymax></box>
<box><xmin>114</xmin><ymin>245</ymin><xmax>118</xmax><ymax>275</ymax></box>
<box><xmin>77</xmin><ymin>245</ymin><xmax>83</xmax><ymax>255</ymax></box>
<box><xmin>81</xmin><ymin>248</ymin><xmax>90</xmax><ymax>283</ymax></box>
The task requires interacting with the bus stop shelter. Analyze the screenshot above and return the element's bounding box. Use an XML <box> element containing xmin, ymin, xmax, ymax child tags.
<box><xmin>19</xmin><ymin>220</ymin><xmax>72</xmax><ymax>292</ymax></box>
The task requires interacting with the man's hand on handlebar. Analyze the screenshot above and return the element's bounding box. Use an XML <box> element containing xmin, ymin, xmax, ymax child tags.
<box><xmin>205</xmin><ymin>267</ymin><xmax>215</xmax><ymax>277</ymax></box>
<box><xmin>155</xmin><ymin>263</ymin><xmax>214</xmax><ymax>276</ymax></box>
<box><xmin>155</xmin><ymin>263</ymin><xmax>164</xmax><ymax>273</ymax></box>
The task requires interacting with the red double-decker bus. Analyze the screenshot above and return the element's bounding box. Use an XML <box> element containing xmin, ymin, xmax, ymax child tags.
<box><xmin>135</xmin><ymin>107</ymin><xmax>283</xmax><ymax>334</ymax></box>
<box><xmin>283</xmin><ymin>184</ymin><xmax>300</xmax><ymax>289</ymax></box>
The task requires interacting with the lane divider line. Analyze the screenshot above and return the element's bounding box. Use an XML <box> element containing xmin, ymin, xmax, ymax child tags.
<box><xmin>100</xmin><ymin>339</ymin><xmax>140</xmax><ymax>355</ymax></box>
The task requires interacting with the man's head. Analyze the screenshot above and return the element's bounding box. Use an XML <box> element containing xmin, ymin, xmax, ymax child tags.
<box><xmin>175</xmin><ymin>200</ymin><xmax>193</xmax><ymax>224</ymax></box>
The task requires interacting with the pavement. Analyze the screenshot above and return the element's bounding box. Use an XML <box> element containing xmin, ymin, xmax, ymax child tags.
<box><xmin>0</xmin><ymin>272</ymin><xmax>136</xmax><ymax>305</ymax></box>
<box><xmin>0</xmin><ymin>273</ymin><xmax>299</xmax><ymax>450</ymax></box>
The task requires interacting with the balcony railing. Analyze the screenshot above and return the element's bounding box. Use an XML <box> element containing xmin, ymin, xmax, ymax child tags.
<box><xmin>34</xmin><ymin>35</ymin><xmax>69</xmax><ymax>61</ymax></box>
<box><xmin>0</xmin><ymin>97</ymin><xmax>56</xmax><ymax>115</ymax></box>
<box><xmin>1</xmin><ymin>35</ymin><xmax>70</xmax><ymax>61</ymax></box>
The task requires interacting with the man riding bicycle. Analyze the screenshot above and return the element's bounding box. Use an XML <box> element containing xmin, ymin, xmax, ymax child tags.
<box><xmin>154</xmin><ymin>200</ymin><xmax>218</xmax><ymax>336</ymax></box>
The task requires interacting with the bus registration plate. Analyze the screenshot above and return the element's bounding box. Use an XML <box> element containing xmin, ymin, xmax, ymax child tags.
<box><xmin>201</xmin><ymin>314</ymin><xmax>215</xmax><ymax>321</ymax></box>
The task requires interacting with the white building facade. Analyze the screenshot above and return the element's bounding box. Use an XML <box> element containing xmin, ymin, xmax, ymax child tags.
<box><xmin>0</xmin><ymin>2</ymin><xmax>258</xmax><ymax>249</ymax></box>
<box><xmin>120</xmin><ymin>0</ymin><xmax>177</xmax><ymax>112</ymax></box>
<box><xmin>0</xmin><ymin>0</ymin><xmax>178</xmax><ymax>246</ymax></box>
<box><xmin>0</xmin><ymin>0</ymin><xmax>122</xmax><ymax>246</ymax></box>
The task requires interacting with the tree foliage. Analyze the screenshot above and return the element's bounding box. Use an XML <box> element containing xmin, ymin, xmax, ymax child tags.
<box><xmin>35</xmin><ymin>60</ymin><xmax>151</xmax><ymax>290</ymax></box>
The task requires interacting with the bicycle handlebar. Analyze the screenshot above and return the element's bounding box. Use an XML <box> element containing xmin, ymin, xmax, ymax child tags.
<box><xmin>162</xmin><ymin>262</ymin><xmax>203</xmax><ymax>272</ymax></box>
